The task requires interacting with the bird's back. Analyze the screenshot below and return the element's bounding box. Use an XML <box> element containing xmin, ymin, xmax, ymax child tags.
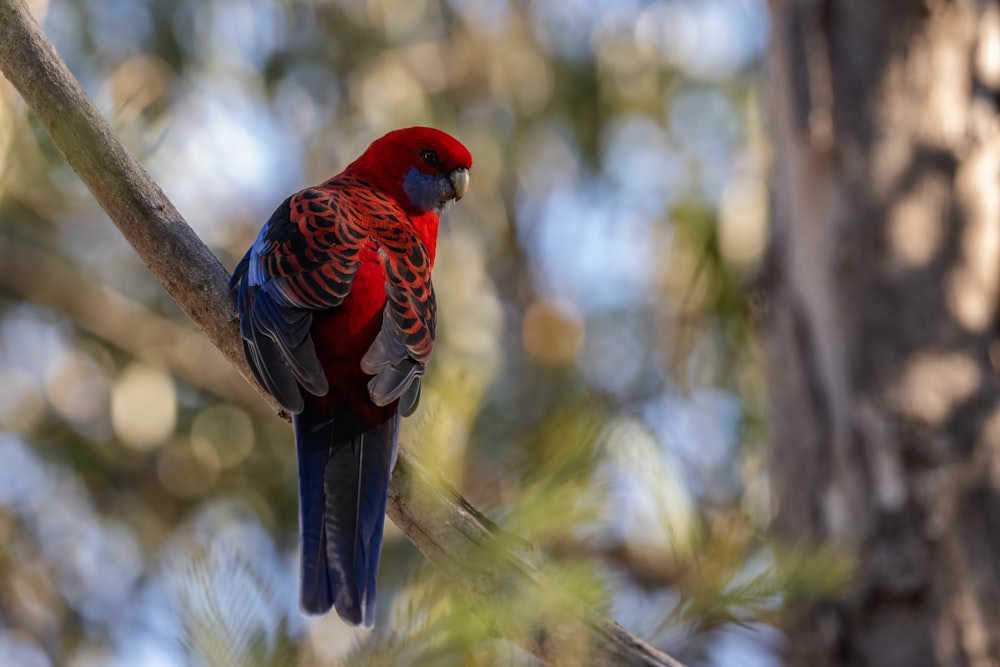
<box><xmin>305</xmin><ymin>241</ymin><xmax>394</xmax><ymax>428</ymax></box>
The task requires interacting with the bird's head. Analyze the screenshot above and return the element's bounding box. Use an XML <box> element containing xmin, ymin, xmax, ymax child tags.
<box><xmin>348</xmin><ymin>127</ymin><xmax>472</xmax><ymax>216</ymax></box>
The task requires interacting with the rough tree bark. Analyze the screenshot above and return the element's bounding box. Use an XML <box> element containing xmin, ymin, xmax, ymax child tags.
<box><xmin>0</xmin><ymin>1</ymin><xmax>684</xmax><ymax>665</ymax></box>
<box><xmin>764</xmin><ymin>0</ymin><xmax>1000</xmax><ymax>665</ymax></box>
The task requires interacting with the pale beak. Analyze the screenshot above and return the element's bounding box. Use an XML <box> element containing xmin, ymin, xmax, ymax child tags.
<box><xmin>449</xmin><ymin>167</ymin><xmax>470</xmax><ymax>200</ymax></box>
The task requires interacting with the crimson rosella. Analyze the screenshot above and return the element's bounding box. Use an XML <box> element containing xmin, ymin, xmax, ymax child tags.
<box><xmin>230</xmin><ymin>127</ymin><xmax>472</xmax><ymax>628</ymax></box>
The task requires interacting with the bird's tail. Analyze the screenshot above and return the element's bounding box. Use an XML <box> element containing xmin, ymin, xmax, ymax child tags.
<box><xmin>293</xmin><ymin>410</ymin><xmax>399</xmax><ymax>628</ymax></box>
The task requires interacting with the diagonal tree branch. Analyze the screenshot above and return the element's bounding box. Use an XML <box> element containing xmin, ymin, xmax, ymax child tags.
<box><xmin>0</xmin><ymin>2</ymin><xmax>686</xmax><ymax>665</ymax></box>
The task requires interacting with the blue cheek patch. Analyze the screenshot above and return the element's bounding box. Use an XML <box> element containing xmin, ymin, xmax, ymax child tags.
<box><xmin>402</xmin><ymin>167</ymin><xmax>451</xmax><ymax>213</ymax></box>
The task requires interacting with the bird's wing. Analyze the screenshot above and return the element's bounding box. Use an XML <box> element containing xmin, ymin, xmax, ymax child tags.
<box><xmin>361</xmin><ymin>214</ymin><xmax>436</xmax><ymax>415</ymax></box>
<box><xmin>231</xmin><ymin>185</ymin><xmax>374</xmax><ymax>412</ymax></box>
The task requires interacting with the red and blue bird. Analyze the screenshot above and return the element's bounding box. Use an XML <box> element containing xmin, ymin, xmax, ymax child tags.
<box><xmin>230</xmin><ymin>127</ymin><xmax>472</xmax><ymax>628</ymax></box>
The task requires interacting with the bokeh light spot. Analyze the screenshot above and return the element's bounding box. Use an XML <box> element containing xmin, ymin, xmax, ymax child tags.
<box><xmin>0</xmin><ymin>370</ymin><xmax>45</xmax><ymax>432</ymax></box>
<box><xmin>522</xmin><ymin>299</ymin><xmax>585</xmax><ymax>364</ymax></box>
<box><xmin>44</xmin><ymin>348</ymin><xmax>109</xmax><ymax>425</ymax></box>
<box><xmin>111</xmin><ymin>363</ymin><xmax>177</xmax><ymax>451</ymax></box>
<box><xmin>191</xmin><ymin>404</ymin><xmax>255</xmax><ymax>469</ymax></box>
<box><xmin>718</xmin><ymin>168</ymin><xmax>768</xmax><ymax>271</ymax></box>
<box><xmin>157</xmin><ymin>438</ymin><xmax>219</xmax><ymax>499</ymax></box>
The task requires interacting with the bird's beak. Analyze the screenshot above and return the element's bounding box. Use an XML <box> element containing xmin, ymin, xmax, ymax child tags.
<box><xmin>449</xmin><ymin>167</ymin><xmax>470</xmax><ymax>200</ymax></box>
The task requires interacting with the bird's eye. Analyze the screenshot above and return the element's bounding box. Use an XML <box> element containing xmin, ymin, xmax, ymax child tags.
<box><xmin>419</xmin><ymin>149</ymin><xmax>441</xmax><ymax>166</ymax></box>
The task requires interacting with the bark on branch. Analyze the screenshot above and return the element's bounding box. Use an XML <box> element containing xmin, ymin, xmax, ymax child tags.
<box><xmin>0</xmin><ymin>1</ymin><xmax>685</xmax><ymax>665</ymax></box>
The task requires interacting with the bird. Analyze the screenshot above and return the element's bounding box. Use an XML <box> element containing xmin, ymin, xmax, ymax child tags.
<box><xmin>230</xmin><ymin>127</ymin><xmax>472</xmax><ymax>628</ymax></box>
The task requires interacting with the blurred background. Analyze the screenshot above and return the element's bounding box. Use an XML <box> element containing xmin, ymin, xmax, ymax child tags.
<box><xmin>0</xmin><ymin>0</ymin><xmax>792</xmax><ymax>664</ymax></box>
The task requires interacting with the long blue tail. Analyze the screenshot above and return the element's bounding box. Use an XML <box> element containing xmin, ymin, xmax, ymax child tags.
<box><xmin>293</xmin><ymin>410</ymin><xmax>399</xmax><ymax>628</ymax></box>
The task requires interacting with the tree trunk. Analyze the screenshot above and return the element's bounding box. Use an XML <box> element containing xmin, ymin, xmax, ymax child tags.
<box><xmin>763</xmin><ymin>0</ymin><xmax>1000</xmax><ymax>665</ymax></box>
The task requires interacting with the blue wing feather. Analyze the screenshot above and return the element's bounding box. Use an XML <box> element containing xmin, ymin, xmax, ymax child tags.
<box><xmin>230</xmin><ymin>201</ymin><xmax>333</xmax><ymax>413</ymax></box>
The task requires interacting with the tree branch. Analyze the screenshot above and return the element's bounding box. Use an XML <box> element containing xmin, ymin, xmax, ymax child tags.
<box><xmin>0</xmin><ymin>2</ymin><xmax>686</xmax><ymax>664</ymax></box>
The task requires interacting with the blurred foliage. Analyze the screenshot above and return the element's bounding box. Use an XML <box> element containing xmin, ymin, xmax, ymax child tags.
<box><xmin>0</xmin><ymin>0</ymin><xmax>794</xmax><ymax>665</ymax></box>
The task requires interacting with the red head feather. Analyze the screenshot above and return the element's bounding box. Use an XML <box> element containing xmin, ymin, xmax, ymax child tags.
<box><xmin>344</xmin><ymin>127</ymin><xmax>473</xmax><ymax>215</ymax></box>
